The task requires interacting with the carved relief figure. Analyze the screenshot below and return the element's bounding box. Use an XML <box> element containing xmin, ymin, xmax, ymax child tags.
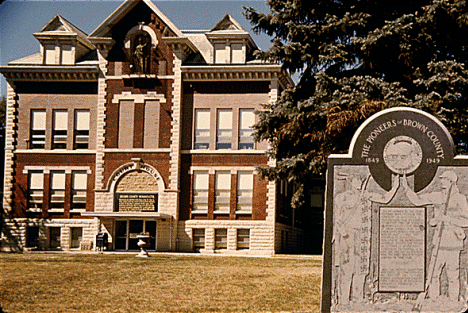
<box><xmin>133</xmin><ymin>35</ymin><xmax>148</xmax><ymax>74</ymax></box>
<box><xmin>403</xmin><ymin>171</ymin><xmax>468</xmax><ymax>303</ymax></box>
<box><xmin>334</xmin><ymin>173</ymin><xmax>399</xmax><ymax>305</ymax></box>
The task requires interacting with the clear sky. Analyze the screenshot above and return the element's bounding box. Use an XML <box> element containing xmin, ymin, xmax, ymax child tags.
<box><xmin>0</xmin><ymin>0</ymin><xmax>272</xmax><ymax>97</ymax></box>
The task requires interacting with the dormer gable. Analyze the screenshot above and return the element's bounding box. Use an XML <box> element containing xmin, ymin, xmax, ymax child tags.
<box><xmin>211</xmin><ymin>14</ymin><xmax>245</xmax><ymax>32</ymax></box>
<box><xmin>33</xmin><ymin>15</ymin><xmax>95</xmax><ymax>65</ymax></box>
<box><xmin>204</xmin><ymin>14</ymin><xmax>257</xmax><ymax>64</ymax></box>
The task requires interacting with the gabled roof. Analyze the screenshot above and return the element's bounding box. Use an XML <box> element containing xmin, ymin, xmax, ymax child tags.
<box><xmin>211</xmin><ymin>14</ymin><xmax>246</xmax><ymax>32</ymax></box>
<box><xmin>89</xmin><ymin>0</ymin><xmax>183</xmax><ymax>38</ymax></box>
<box><xmin>33</xmin><ymin>14</ymin><xmax>94</xmax><ymax>50</ymax></box>
<box><xmin>206</xmin><ymin>14</ymin><xmax>257</xmax><ymax>50</ymax></box>
<box><xmin>37</xmin><ymin>14</ymin><xmax>89</xmax><ymax>38</ymax></box>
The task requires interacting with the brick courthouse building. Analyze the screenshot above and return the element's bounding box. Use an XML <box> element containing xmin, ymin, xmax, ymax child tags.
<box><xmin>0</xmin><ymin>0</ymin><xmax>324</xmax><ymax>254</ymax></box>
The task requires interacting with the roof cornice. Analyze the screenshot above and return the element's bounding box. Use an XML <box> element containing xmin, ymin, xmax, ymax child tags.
<box><xmin>0</xmin><ymin>65</ymin><xmax>99</xmax><ymax>81</ymax></box>
<box><xmin>181</xmin><ymin>64</ymin><xmax>293</xmax><ymax>89</ymax></box>
<box><xmin>33</xmin><ymin>32</ymin><xmax>96</xmax><ymax>50</ymax></box>
<box><xmin>163</xmin><ymin>37</ymin><xmax>199</xmax><ymax>60</ymax></box>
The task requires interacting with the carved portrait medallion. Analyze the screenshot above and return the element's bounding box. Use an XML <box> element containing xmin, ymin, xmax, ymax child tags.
<box><xmin>383</xmin><ymin>135</ymin><xmax>423</xmax><ymax>175</ymax></box>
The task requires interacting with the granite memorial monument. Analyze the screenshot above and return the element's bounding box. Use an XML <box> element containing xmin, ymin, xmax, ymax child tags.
<box><xmin>321</xmin><ymin>107</ymin><xmax>468</xmax><ymax>313</ymax></box>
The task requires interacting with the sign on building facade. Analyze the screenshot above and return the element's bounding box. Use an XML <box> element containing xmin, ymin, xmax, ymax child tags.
<box><xmin>321</xmin><ymin>107</ymin><xmax>468</xmax><ymax>313</ymax></box>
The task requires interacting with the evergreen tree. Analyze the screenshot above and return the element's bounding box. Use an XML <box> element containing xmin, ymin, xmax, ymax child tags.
<box><xmin>244</xmin><ymin>0</ymin><xmax>468</xmax><ymax>207</ymax></box>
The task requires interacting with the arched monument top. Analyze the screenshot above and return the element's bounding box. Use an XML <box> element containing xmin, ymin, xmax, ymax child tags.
<box><xmin>344</xmin><ymin>106</ymin><xmax>455</xmax><ymax>192</ymax></box>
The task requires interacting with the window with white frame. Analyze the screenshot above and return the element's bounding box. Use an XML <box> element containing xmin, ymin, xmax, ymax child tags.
<box><xmin>192</xmin><ymin>171</ymin><xmax>209</xmax><ymax>213</ymax></box>
<box><xmin>192</xmin><ymin>228</ymin><xmax>205</xmax><ymax>251</ymax></box>
<box><xmin>28</xmin><ymin>171</ymin><xmax>44</xmax><ymax>210</ymax></box>
<box><xmin>194</xmin><ymin>109</ymin><xmax>210</xmax><ymax>149</ymax></box>
<box><xmin>237</xmin><ymin>229</ymin><xmax>250</xmax><ymax>250</ymax></box>
<box><xmin>239</xmin><ymin>109</ymin><xmax>255</xmax><ymax>149</ymax></box>
<box><xmin>216</xmin><ymin>109</ymin><xmax>232</xmax><ymax>150</ymax></box>
<box><xmin>231</xmin><ymin>43</ymin><xmax>244</xmax><ymax>63</ymax></box>
<box><xmin>215</xmin><ymin>171</ymin><xmax>231</xmax><ymax>213</ymax></box>
<box><xmin>50</xmin><ymin>171</ymin><xmax>66</xmax><ymax>211</ymax></box>
<box><xmin>52</xmin><ymin>110</ymin><xmax>68</xmax><ymax>149</ymax></box>
<box><xmin>30</xmin><ymin>110</ymin><xmax>46</xmax><ymax>149</ymax></box>
<box><xmin>71</xmin><ymin>171</ymin><xmax>87</xmax><ymax>211</ymax></box>
<box><xmin>74</xmin><ymin>110</ymin><xmax>90</xmax><ymax>150</ymax></box>
<box><xmin>44</xmin><ymin>45</ymin><xmax>56</xmax><ymax>64</ymax></box>
<box><xmin>214</xmin><ymin>43</ymin><xmax>229</xmax><ymax>64</ymax></box>
<box><xmin>237</xmin><ymin>171</ymin><xmax>253</xmax><ymax>213</ymax></box>
<box><xmin>215</xmin><ymin>228</ymin><xmax>227</xmax><ymax>249</ymax></box>
<box><xmin>61</xmin><ymin>45</ymin><xmax>74</xmax><ymax>65</ymax></box>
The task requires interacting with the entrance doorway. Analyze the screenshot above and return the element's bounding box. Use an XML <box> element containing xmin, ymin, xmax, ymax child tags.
<box><xmin>114</xmin><ymin>220</ymin><xmax>156</xmax><ymax>251</ymax></box>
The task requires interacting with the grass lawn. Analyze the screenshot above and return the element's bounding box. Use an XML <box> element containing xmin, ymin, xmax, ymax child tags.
<box><xmin>0</xmin><ymin>253</ymin><xmax>322</xmax><ymax>312</ymax></box>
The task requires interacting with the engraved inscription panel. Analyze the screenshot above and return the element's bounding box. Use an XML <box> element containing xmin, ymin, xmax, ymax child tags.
<box><xmin>117</xmin><ymin>193</ymin><xmax>157</xmax><ymax>212</ymax></box>
<box><xmin>379</xmin><ymin>207</ymin><xmax>425</xmax><ymax>292</ymax></box>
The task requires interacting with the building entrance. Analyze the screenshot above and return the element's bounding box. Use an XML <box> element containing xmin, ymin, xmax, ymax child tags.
<box><xmin>114</xmin><ymin>220</ymin><xmax>156</xmax><ymax>251</ymax></box>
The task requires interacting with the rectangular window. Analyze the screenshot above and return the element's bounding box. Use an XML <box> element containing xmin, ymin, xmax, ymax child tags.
<box><xmin>50</xmin><ymin>171</ymin><xmax>66</xmax><ymax>211</ymax></box>
<box><xmin>237</xmin><ymin>229</ymin><xmax>250</xmax><ymax>250</ymax></box>
<box><xmin>45</xmin><ymin>45</ymin><xmax>56</xmax><ymax>64</ymax></box>
<box><xmin>28</xmin><ymin>171</ymin><xmax>44</xmax><ymax>211</ymax></box>
<box><xmin>215</xmin><ymin>43</ymin><xmax>228</xmax><ymax>64</ymax></box>
<box><xmin>231</xmin><ymin>43</ymin><xmax>244</xmax><ymax>63</ymax></box>
<box><xmin>192</xmin><ymin>171</ymin><xmax>209</xmax><ymax>213</ymax></box>
<box><xmin>237</xmin><ymin>171</ymin><xmax>253</xmax><ymax>213</ymax></box>
<box><xmin>216</xmin><ymin>109</ymin><xmax>232</xmax><ymax>150</ymax></box>
<box><xmin>215</xmin><ymin>229</ymin><xmax>227</xmax><ymax>250</ymax></box>
<box><xmin>70</xmin><ymin>227</ymin><xmax>83</xmax><ymax>249</ymax></box>
<box><xmin>26</xmin><ymin>226</ymin><xmax>40</xmax><ymax>248</ymax></box>
<box><xmin>215</xmin><ymin>171</ymin><xmax>231</xmax><ymax>213</ymax></box>
<box><xmin>74</xmin><ymin>110</ymin><xmax>90</xmax><ymax>149</ymax></box>
<box><xmin>192</xmin><ymin>228</ymin><xmax>205</xmax><ymax>251</ymax></box>
<box><xmin>71</xmin><ymin>171</ymin><xmax>87</xmax><ymax>211</ymax></box>
<box><xmin>30</xmin><ymin>110</ymin><xmax>46</xmax><ymax>149</ymax></box>
<box><xmin>61</xmin><ymin>45</ymin><xmax>73</xmax><ymax>65</ymax></box>
<box><xmin>52</xmin><ymin>110</ymin><xmax>68</xmax><ymax>149</ymax></box>
<box><xmin>49</xmin><ymin>227</ymin><xmax>61</xmax><ymax>249</ymax></box>
<box><xmin>194</xmin><ymin>109</ymin><xmax>210</xmax><ymax>149</ymax></box>
<box><xmin>239</xmin><ymin>109</ymin><xmax>255</xmax><ymax>150</ymax></box>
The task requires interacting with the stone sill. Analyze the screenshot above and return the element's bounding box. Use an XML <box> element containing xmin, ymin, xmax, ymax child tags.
<box><xmin>70</xmin><ymin>209</ymin><xmax>86</xmax><ymax>213</ymax></box>
<box><xmin>49</xmin><ymin>209</ymin><xmax>64</xmax><ymax>213</ymax></box>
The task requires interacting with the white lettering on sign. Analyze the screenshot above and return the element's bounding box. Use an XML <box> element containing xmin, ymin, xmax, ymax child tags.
<box><xmin>360</xmin><ymin>119</ymin><xmax>445</xmax><ymax>161</ymax></box>
<box><xmin>365</xmin><ymin>120</ymin><xmax>397</xmax><ymax>145</ymax></box>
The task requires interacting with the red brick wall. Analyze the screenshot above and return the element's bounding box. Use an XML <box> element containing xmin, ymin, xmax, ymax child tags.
<box><xmin>12</xmin><ymin>153</ymin><xmax>96</xmax><ymax>219</ymax></box>
<box><xmin>104</xmin><ymin>78</ymin><xmax>174</xmax><ymax>149</ymax></box>
<box><xmin>16</xmin><ymin>94</ymin><xmax>98</xmax><ymax>150</ymax></box>
<box><xmin>179</xmin><ymin>154</ymin><xmax>269</xmax><ymax>221</ymax></box>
